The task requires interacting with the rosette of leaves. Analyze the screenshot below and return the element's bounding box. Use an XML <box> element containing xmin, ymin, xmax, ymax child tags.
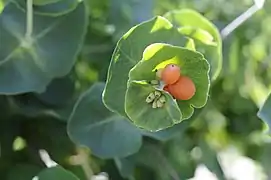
<box><xmin>103</xmin><ymin>14</ymin><xmax>216</xmax><ymax>132</ymax></box>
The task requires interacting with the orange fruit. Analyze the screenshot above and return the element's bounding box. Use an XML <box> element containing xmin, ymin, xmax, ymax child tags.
<box><xmin>161</xmin><ymin>64</ymin><xmax>180</xmax><ymax>85</ymax></box>
<box><xmin>164</xmin><ymin>76</ymin><xmax>196</xmax><ymax>100</ymax></box>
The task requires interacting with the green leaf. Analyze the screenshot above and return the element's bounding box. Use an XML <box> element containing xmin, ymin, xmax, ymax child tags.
<box><xmin>199</xmin><ymin>140</ymin><xmax>226</xmax><ymax>180</ymax></box>
<box><xmin>258</xmin><ymin>93</ymin><xmax>271</xmax><ymax>134</ymax></box>
<box><xmin>164</xmin><ymin>9</ymin><xmax>222</xmax><ymax>81</ymax></box>
<box><xmin>68</xmin><ymin>82</ymin><xmax>142</xmax><ymax>159</ymax></box>
<box><xmin>12</xmin><ymin>93</ymin><xmax>74</xmax><ymax>121</ymax></box>
<box><xmin>125</xmin><ymin>81</ymin><xmax>182</xmax><ymax>131</ymax></box>
<box><xmin>128</xmin><ymin>43</ymin><xmax>210</xmax><ymax>127</ymax></box>
<box><xmin>114</xmin><ymin>156</ymin><xmax>136</xmax><ymax>179</ymax></box>
<box><xmin>15</xmin><ymin>0</ymin><xmax>79</xmax><ymax>16</ymax></box>
<box><xmin>103</xmin><ymin>16</ymin><xmax>187</xmax><ymax>118</ymax></box>
<box><xmin>33</xmin><ymin>0</ymin><xmax>61</xmax><ymax>6</ymax></box>
<box><xmin>7</xmin><ymin>164</ymin><xmax>42</xmax><ymax>180</ymax></box>
<box><xmin>0</xmin><ymin>115</ymin><xmax>21</xmax><ymax>177</ymax></box>
<box><xmin>15</xmin><ymin>116</ymin><xmax>76</xmax><ymax>164</ymax></box>
<box><xmin>0</xmin><ymin>1</ymin><xmax>88</xmax><ymax>94</ymax></box>
<box><xmin>178</xmin><ymin>26</ymin><xmax>217</xmax><ymax>46</ymax></box>
<box><xmin>35</xmin><ymin>76</ymin><xmax>75</xmax><ymax>107</ymax></box>
<box><xmin>34</xmin><ymin>166</ymin><xmax>80</xmax><ymax>180</ymax></box>
<box><xmin>109</xmin><ymin>0</ymin><xmax>154</xmax><ymax>41</ymax></box>
<box><xmin>0</xmin><ymin>95</ymin><xmax>11</xmax><ymax>119</ymax></box>
<box><xmin>0</xmin><ymin>0</ymin><xmax>10</xmax><ymax>13</ymax></box>
<box><xmin>141</xmin><ymin>120</ymin><xmax>189</xmax><ymax>141</ymax></box>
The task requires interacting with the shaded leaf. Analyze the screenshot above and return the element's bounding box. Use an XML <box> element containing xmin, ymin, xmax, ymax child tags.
<box><xmin>33</xmin><ymin>0</ymin><xmax>61</xmax><ymax>6</ymax></box>
<box><xmin>34</xmin><ymin>166</ymin><xmax>80</xmax><ymax>180</ymax></box>
<box><xmin>35</xmin><ymin>76</ymin><xmax>75</xmax><ymax>107</ymax></box>
<box><xmin>20</xmin><ymin>116</ymin><xmax>76</xmax><ymax>164</ymax></box>
<box><xmin>0</xmin><ymin>1</ymin><xmax>87</xmax><ymax>94</ymax></box>
<box><xmin>13</xmin><ymin>95</ymin><xmax>74</xmax><ymax>121</ymax></box>
<box><xmin>7</xmin><ymin>164</ymin><xmax>42</xmax><ymax>180</ymax></box>
<box><xmin>15</xmin><ymin>0</ymin><xmax>79</xmax><ymax>16</ymax></box>
<box><xmin>109</xmin><ymin>0</ymin><xmax>154</xmax><ymax>41</ymax></box>
<box><xmin>68</xmin><ymin>82</ymin><xmax>142</xmax><ymax>159</ymax></box>
<box><xmin>114</xmin><ymin>156</ymin><xmax>136</xmax><ymax>179</ymax></box>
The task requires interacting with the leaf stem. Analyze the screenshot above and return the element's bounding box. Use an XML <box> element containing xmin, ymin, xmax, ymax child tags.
<box><xmin>25</xmin><ymin>0</ymin><xmax>33</xmax><ymax>41</ymax></box>
<box><xmin>77</xmin><ymin>148</ymin><xmax>94</xmax><ymax>180</ymax></box>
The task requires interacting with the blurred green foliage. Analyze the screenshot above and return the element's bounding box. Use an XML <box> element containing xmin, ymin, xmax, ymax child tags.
<box><xmin>0</xmin><ymin>0</ymin><xmax>271</xmax><ymax>180</ymax></box>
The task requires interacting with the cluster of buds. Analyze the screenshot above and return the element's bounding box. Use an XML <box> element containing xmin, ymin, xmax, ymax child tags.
<box><xmin>145</xmin><ymin>90</ymin><xmax>166</xmax><ymax>108</ymax></box>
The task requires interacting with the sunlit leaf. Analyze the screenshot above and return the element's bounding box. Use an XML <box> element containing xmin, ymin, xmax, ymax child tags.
<box><xmin>103</xmin><ymin>16</ymin><xmax>187</xmax><ymax>117</ymax></box>
<box><xmin>164</xmin><ymin>9</ymin><xmax>222</xmax><ymax>81</ymax></box>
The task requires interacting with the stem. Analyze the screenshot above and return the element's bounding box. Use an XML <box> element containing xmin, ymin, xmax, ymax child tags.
<box><xmin>78</xmin><ymin>148</ymin><xmax>94</xmax><ymax>180</ymax></box>
<box><xmin>220</xmin><ymin>4</ymin><xmax>259</xmax><ymax>39</ymax></box>
<box><xmin>25</xmin><ymin>0</ymin><xmax>33</xmax><ymax>41</ymax></box>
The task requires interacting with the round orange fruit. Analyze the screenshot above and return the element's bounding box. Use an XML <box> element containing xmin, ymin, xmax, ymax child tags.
<box><xmin>164</xmin><ymin>76</ymin><xmax>196</xmax><ymax>100</ymax></box>
<box><xmin>160</xmin><ymin>64</ymin><xmax>180</xmax><ymax>85</ymax></box>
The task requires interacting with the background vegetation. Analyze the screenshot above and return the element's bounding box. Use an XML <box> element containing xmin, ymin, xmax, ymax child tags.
<box><xmin>0</xmin><ymin>0</ymin><xmax>270</xmax><ymax>179</ymax></box>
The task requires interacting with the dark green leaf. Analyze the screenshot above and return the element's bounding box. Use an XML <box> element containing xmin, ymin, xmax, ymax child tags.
<box><xmin>0</xmin><ymin>1</ymin><xmax>87</xmax><ymax>94</ymax></box>
<box><xmin>35</xmin><ymin>76</ymin><xmax>75</xmax><ymax>107</ymax></box>
<box><xmin>68</xmin><ymin>82</ymin><xmax>142</xmax><ymax>158</ymax></box>
<box><xmin>103</xmin><ymin>16</ymin><xmax>187</xmax><ymax>117</ymax></box>
<box><xmin>20</xmin><ymin>116</ymin><xmax>76</xmax><ymax>164</ymax></box>
<box><xmin>12</xmin><ymin>91</ymin><xmax>75</xmax><ymax>122</ymax></box>
<box><xmin>7</xmin><ymin>164</ymin><xmax>42</xmax><ymax>180</ymax></box>
<box><xmin>114</xmin><ymin>156</ymin><xmax>136</xmax><ymax>179</ymax></box>
<box><xmin>34</xmin><ymin>166</ymin><xmax>80</xmax><ymax>180</ymax></box>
